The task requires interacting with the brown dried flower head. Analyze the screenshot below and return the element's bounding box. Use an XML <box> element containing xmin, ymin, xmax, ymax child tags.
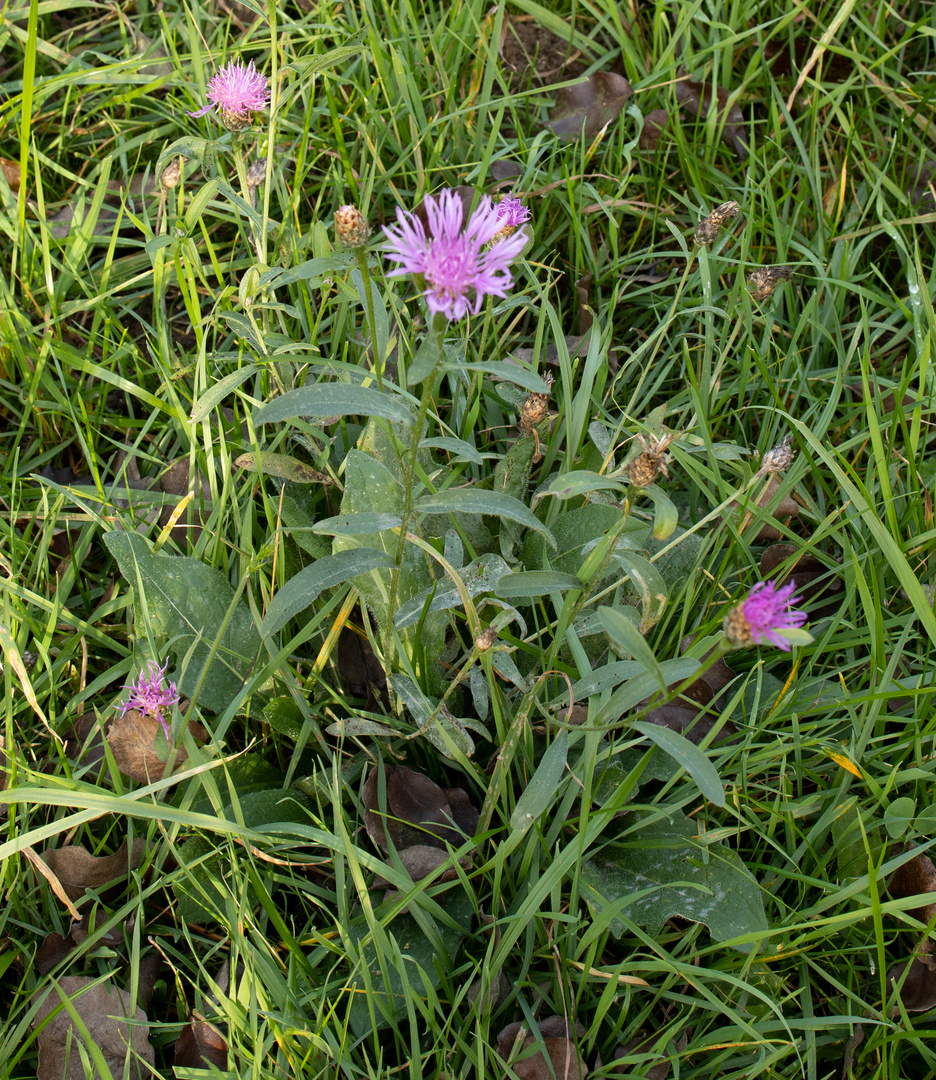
<box><xmin>627</xmin><ymin>431</ymin><xmax>676</xmax><ymax>489</ymax></box>
<box><xmin>748</xmin><ymin>264</ymin><xmax>794</xmax><ymax>302</ymax></box>
<box><xmin>756</xmin><ymin>433</ymin><xmax>795</xmax><ymax>478</ymax></box>
<box><xmin>334</xmin><ymin>204</ymin><xmax>370</xmax><ymax>248</ymax></box>
<box><xmin>161</xmin><ymin>158</ymin><xmax>183</xmax><ymax>190</ymax></box>
<box><xmin>246</xmin><ymin>159</ymin><xmax>267</xmax><ymax>189</ymax></box>
<box><xmin>475</xmin><ymin>627</ymin><xmax>498</xmax><ymax>652</ymax></box>
<box><xmin>520</xmin><ymin>373</ymin><xmax>554</xmax><ymax>437</ymax></box>
<box><xmin>693</xmin><ymin>200</ymin><xmax>740</xmax><ymax>247</ymax></box>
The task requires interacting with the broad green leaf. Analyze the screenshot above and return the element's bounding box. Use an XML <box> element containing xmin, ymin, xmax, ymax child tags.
<box><xmin>394</xmin><ymin>553</ymin><xmax>512</xmax><ymax>630</ymax></box>
<box><xmin>493</xmin><ymin>436</ymin><xmax>535</xmax><ymax>502</ymax></box>
<box><xmin>581</xmin><ymin>811</ymin><xmax>767</xmax><ymax>950</ymax></box>
<box><xmin>190</xmin><ymin>364</ymin><xmax>259</xmax><ymax>423</ymax></box>
<box><xmin>389</xmin><ymin>674</ymin><xmax>477</xmax><ymax>759</ymax></box>
<box><xmin>104</xmin><ymin>532</ymin><xmax>260</xmax><ymax>713</ymax></box>
<box><xmin>416</xmin><ymin>488</ymin><xmax>556</xmax><ymax>547</ymax></box>
<box><xmin>510</xmin><ymin>730</ymin><xmax>568</xmax><ymax>834</ymax></box>
<box><xmin>420</xmin><ymin>437</ymin><xmax>488</xmax><ymax>465</ymax></box>
<box><xmin>234</xmin><ymin>452</ymin><xmax>329</xmax><ymax>483</ymax></box>
<box><xmin>346</xmin><ymin>891</ymin><xmax>473</xmax><ymax>1036</ymax></box>
<box><xmin>632</xmin><ymin>721</ymin><xmax>725</xmax><ymax>806</ymax></box>
<box><xmin>262</xmin><ymin>696</ymin><xmax>308</xmax><ymax>740</ymax></box>
<box><xmin>261</xmin><ymin>548</ymin><xmax>395</xmax><ymax>638</ymax></box>
<box><xmin>612</xmin><ymin>550</ymin><xmax>668</xmax><ymax>632</ymax></box>
<box><xmin>593</xmin><ymin>658</ymin><xmax>700</xmax><ymax>727</ymax></box>
<box><xmin>254</xmin><ymin>384</ymin><xmax>414</xmax><ymax>428</ymax></box>
<box><xmin>326</xmin><ymin>718</ymin><xmax>400</xmax><ymax>738</ymax></box>
<box><xmin>408</xmin><ymin>328</ymin><xmax>443</xmax><ymax>385</ymax></box>
<box><xmin>644</xmin><ymin>483</ymin><xmax>679</xmax><ymax>540</ymax></box>
<box><xmin>598</xmin><ymin>606</ymin><xmax>665</xmax><ymax>690</ymax></box>
<box><xmin>260</xmin><ymin>254</ymin><xmax>355</xmax><ymax>290</ymax></box>
<box><xmin>447</xmin><ymin>361</ymin><xmax>552</xmax><ymax>394</ymax></box>
<box><xmin>543</xmin><ymin>470</ymin><xmax>625</xmax><ymax>501</ymax></box>
<box><xmin>495</xmin><ymin>571</ymin><xmax>582</xmax><ymax>597</ymax></box>
<box><xmin>314</xmin><ymin>513</ymin><xmax>403</xmax><ymax>535</ymax></box>
<box><xmin>885</xmin><ymin>797</ymin><xmax>917</xmax><ymax>839</ymax></box>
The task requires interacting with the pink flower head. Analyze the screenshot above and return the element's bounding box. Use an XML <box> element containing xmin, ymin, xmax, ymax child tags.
<box><xmin>382</xmin><ymin>188</ymin><xmax>528</xmax><ymax>321</ymax></box>
<box><xmin>188</xmin><ymin>59</ymin><xmax>269</xmax><ymax>121</ymax></box>
<box><xmin>118</xmin><ymin>659</ymin><xmax>179</xmax><ymax>736</ymax></box>
<box><xmin>496</xmin><ymin>194</ymin><xmax>531</xmax><ymax>229</ymax></box>
<box><xmin>723</xmin><ymin>579</ymin><xmax>808</xmax><ymax>651</ymax></box>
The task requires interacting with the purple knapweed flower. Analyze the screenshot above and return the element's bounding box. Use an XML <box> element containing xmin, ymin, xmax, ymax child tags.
<box><xmin>382</xmin><ymin>188</ymin><xmax>528</xmax><ymax>321</ymax></box>
<box><xmin>496</xmin><ymin>194</ymin><xmax>531</xmax><ymax>229</ymax></box>
<box><xmin>118</xmin><ymin>659</ymin><xmax>179</xmax><ymax>736</ymax></box>
<box><xmin>188</xmin><ymin>59</ymin><xmax>269</xmax><ymax>126</ymax></box>
<box><xmin>723</xmin><ymin>579</ymin><xmax>807</xmax><ymax>651</ymax></box>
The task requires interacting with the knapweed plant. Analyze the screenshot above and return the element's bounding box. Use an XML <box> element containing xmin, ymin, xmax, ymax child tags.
<box><xmin>5</xmin><ymin>1</ymin><xmax>936</xmax><ymax>1078</ymax></box>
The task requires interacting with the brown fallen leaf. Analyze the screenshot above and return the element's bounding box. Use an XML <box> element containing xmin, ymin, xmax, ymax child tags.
<box><xmin>337</xmin><ymin>626</ymin><xmax>387</xmax><ymax>707</ymax></box>
<box><xmin>36</xmin><ymin>913</ymin><xmax>127</xmax><ymax>975</ymax></box>
<box><xmin>362</xmin><ymin>764</ymin><xmax>479</xmax><ymax>852</ymax></box>
<box><xmin>737</xmin><ymin>475</ymin><xmax>801</xmax><ymax>542</ymax></box>
<box><xmin>639</xmin><ymin>109</ymin><xmax>670</xmax><ymax>151</ymax></box>
<box><xmin>675</xmin><ymin>77</ymin><xmax>748</xmax><ymax>159</ymax></box>
<box><xmin>1</xmin><ymin>157</ymin><xmax>20</xmax><ymax>194</ymax></box>
<box><xmin>174</xmin><ymin>1020</ymin><xmax>228</xmax><ymax>1071</ymax></box>
<box><xmin>547</xmin><ymin>72</ymin><xmax>633</xmax><ymax>141</ymax></box>
<box><xmin>107</xmin><ymin>709</ymin><xmax>207</xmax><ymax>783</ymax></box>
<box><xmin>40</xmin><ymin>840</ymin><xmax>148</xmax><ymax>904</ymax></box>
<box><xmin>372</xmin><ymin>844</ymin><xmax>472</xmax><ymax>890</ymax></box>
<box><xmin>499</xmin><ymin>15</ymin><xmax>587</xmax><ymax>85</ymax></box>
<box><xmin>32</xmin><ymin>976</ymin><xmax>155</xmax><ymax>1080</ymax></box>
<box><xmin>760</xmin><ymin>544</ymin><xmax>843</xmax><ymax>620</ymax></box>
<box><xmin>885</xmin><ymin>849</ymin><xmax>936</xmax><ymax>1012</ymax></box>
<box><xmin>514</xmin><ymin>1036</ymin><xmax>589</xmax><ymax>1080</ymax></box>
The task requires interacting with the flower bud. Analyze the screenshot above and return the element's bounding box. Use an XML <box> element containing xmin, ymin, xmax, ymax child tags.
<box><xmin>335</xmin><ymin>204</ymin><xmax>370</xmax><ymax>248</ymax></box>
<box><xmin>161</xmin><ymin>157</ymin><xmax>183</xmax><ymax>189</ymax></box>
<box><xmin>627</xmin><ymin>432</ymin><xmax>675</xmax><ymax>489</ymax></box>
<box><xmin>756</xmin><ymin>433</ymin><xmax>795</xmax><ymax>478</ymax></box>
<box><xmin>475</xmin><ymin>627</ymin><xmax>498</xmax><ymax>651</ymax></box>
<box><xmin>693</xmin><ymin>200</ymin><xmax>740</xmax><ymax>247</ymax></box>
<box><xmin>747</xmin><ymin>264</ymin><xmax>794</xmax><ymax>302</ymax></box>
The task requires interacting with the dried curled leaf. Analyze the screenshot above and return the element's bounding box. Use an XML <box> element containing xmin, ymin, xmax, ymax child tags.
<box><xmin>106</xmin><ymin>709</ymin><xmax>206</xmax><ymax>783</ymax></box>
<box><xmin>737</xmin><ymin>475</ymin><xmax>800</xmax><ymax>542</ymax></box>
<box><xmin>174</xmin><ymin>1021</ymin><xmax>228</xmax><ymax>1071</ymax></box>
<box><xmin>639</xmin><ymin>109</ymin><xmax>670</xmax><ymax>151</ymax></box>
<box><xmin>36</xmin><ymin>913</ymin><xmax>127</xmax><ymax>975</ymax></box>
<box><xmin>547</xmin><ymin>72</ymin><xmax>633</xmax><ymax>141</ymax></box>
<box><xmin>362</xmin><ymin>765</ymin><xmax>479</xmax><ymax>851</ymax></box>
<box><xmin>31</xmin><ymin>976</ymin><xmax>155</xmax><ymax>1080</ymax></box>
<box><xmin>40</xmin><ymin>840</ymin><xmax>148</xmax><ymax>903</ymax></box>
<box><xmin>885</xmin><ymin>850</ymin><xmax>936</xmax><ymax>1012</ymax></box>
<box><xmin>675</xmin><ymin>78</ymin><xmax>747</xmax><ymax>159</ymax></box>
<box><xmin>372</xmin><ymin>844</ymin><xmax>472</xmax><ymax>890</ymax></box>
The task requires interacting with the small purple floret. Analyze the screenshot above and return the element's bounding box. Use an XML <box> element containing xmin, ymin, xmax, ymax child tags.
<box><xmin>118</xmin><ymin>660</ymin><xmax>179</xmax><ymax>736</ymax></box>
<box><xmin>496</xmin><ymin>194</ymin><xmax>531</xmax><ymax>228</ymax></box>
<box><xmin>382</xmin><ymin>188</ymin><xmax>528</xmax><ymax>321</ymax></box>
<box><xmin>188</xmin><ymin>59</ymin><xmax>269</xmax><ymax>120</ymax></box>
<box><xmin>741</xmin><ymin>579</ymin><xmax>807</xmax><ymax>650</ymax></box>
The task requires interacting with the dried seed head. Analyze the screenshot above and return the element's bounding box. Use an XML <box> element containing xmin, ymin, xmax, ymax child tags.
<box><xmin>161</xmin><ymin>157</ymin><xmax>183</xmax><ymax>189</ymax></box>
<box><xmin>627</xmin><ymin>432</ymin><xmax>676</xmax><ymax>489</ymax></box>
<box><xmin>756</xmin><ymin>433</ymin><xmax>795</xmax><ymax>478</ymax></box>
<box><xmin>722</xmin><ymin>602</ymin><xmax>756</xmax><ymax>649</ymax></box>
<box><xmin>693</xmin><ymin>200</ymin><xmax>740</xmax><ymax>247</ymax></box>
<box><xmin>747</xmin><ymin>264</ymin><xmax>794</xmax><ymax>302</ymax></box>
<box><xmin>520</xmin><ymin>373</ymin><xmax>554</xmax><ymax>436</ymax></box>
<box><xmin>335</xmin><ymin>204</ymin><xmax>370</xmax><ymax>248</ymax></box>
<box><xmin>475</xmin><ymin>627</ymin><xmax>498</xmax><ymax>651</ymax></box>
<box><xmin>246</xmin><ymin>159</ymin><xmax>267</xmax><ymax>189</ymax></box>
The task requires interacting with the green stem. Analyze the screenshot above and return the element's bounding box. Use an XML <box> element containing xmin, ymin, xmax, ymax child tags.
<box><xmin>355</xmin><ymin>247</ymin><xmax>383</xmax><ymax>391</ymax></box>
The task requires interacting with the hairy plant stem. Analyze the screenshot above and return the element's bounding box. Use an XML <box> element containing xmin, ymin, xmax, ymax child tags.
<box><xmin>354</xmin><ymin>247</ymin><xmax>383</xmax><ymax>391</ymax></box>
<box><xmin>384</xmin><ymin>314</ymin><xmax>447</xmax><ymax>668</ymax></box>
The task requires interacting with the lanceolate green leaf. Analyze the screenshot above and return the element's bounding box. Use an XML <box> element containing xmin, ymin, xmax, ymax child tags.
<box><xmin>261</xmin><ymin>548</ymin><xmax>396</xmax><ymax>638</ymax></box>
<box><xmin>415</xmin><ymin>488</ymin><xmax>556</xmax><ymax>547</ymax></box>
<box><xmin>632</xmin><ymin>721</ymin><xmax>725</xmax><ymax>806</ymax></box>
<box><xmin>254</xmin><ymin>384</ymin><xmax>414</xmax><ymax>428</ymax></box>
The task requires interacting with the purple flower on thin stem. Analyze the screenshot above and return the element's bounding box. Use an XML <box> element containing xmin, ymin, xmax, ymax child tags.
<box><xmin>496</xmin><ymin>194</ymin><xmax>531</xmax><ymax>229</ymax></box>
<box><xmin>723</xmin><ymin>579</ymin><xmax>807</xmax><ymax>651</ymax></box>
<box><xmin>382</xmin><ymin>188</ymin><xmax>528</xmax><ymax>321</ymax></box>
<box><xmin>188</xmin><ymin>59</ymin><xmax>269</xmax><ymax>123</ymax></box>
<box><xmin>118</xmin><ymin>660</ymin><xmax>179</xmax><ymax>737</ymax></box>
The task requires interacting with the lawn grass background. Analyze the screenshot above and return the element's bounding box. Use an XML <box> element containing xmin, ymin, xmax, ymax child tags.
<box><xmin>2</xmin><ymin>0</ymin><xmax>936</xmax><ymax>1077</ymax></box>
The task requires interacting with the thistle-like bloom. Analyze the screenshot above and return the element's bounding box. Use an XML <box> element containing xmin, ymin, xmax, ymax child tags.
<box><xmin>722</xmin><ymin>579</ymin><xmax>807</xmax><ymax>651</ymax></box>
<box><xmin>117</xmin><ymin>659</ymin><xmax>179</xmax><ymax>736</ymax></box>
<box><xmin>496</xmin><ymin>194</ymin><xmax>531</xmax><ymax>229</ymax></box>
<box><xmin>188</xmin><ymin>59</ymin><xmax>269</xmax><ymax>127</ymax></box>
<box><xmin>382</xmin><ymin>188</ymin><xmax>528</xmax><ymax>321</ymax></box>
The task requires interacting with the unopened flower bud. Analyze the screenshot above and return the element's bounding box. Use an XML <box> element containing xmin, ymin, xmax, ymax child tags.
<box><xmin>756</xmin><ymin>433</ymin><xmax>795</xmax><ymax>478</ymax></box>
<box><xmin>747</xmin><ymin>264</ymin><xmax>794</xmax><ymax>302</ymax></box>
<box><xmin>694</xmin><ymin>200</ymin><xmax>740</xmax><ymax>247</ymax></box>
<box><xmin>475</xmin><ymin>627</ymin><xmax>498</xmax><ymax>651</ymax></box>
<box><xmin>161</xmin><ymin>157</ymin><xmax>183</xmax><ymax>189</ymax></box>
<box><xmin>519</xmin><ymin>373</ymin><xmax>554</xmax><ymax>436</ymax></box>
<box><xmin>335</xmin><ymin>204</ymin><xmax>370</xmax><ymax>248</ymax></box>
<box><xmin>247</xmin><ymin>159</ymin><xmax>267</xmax><ymax>188</ymax></box>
